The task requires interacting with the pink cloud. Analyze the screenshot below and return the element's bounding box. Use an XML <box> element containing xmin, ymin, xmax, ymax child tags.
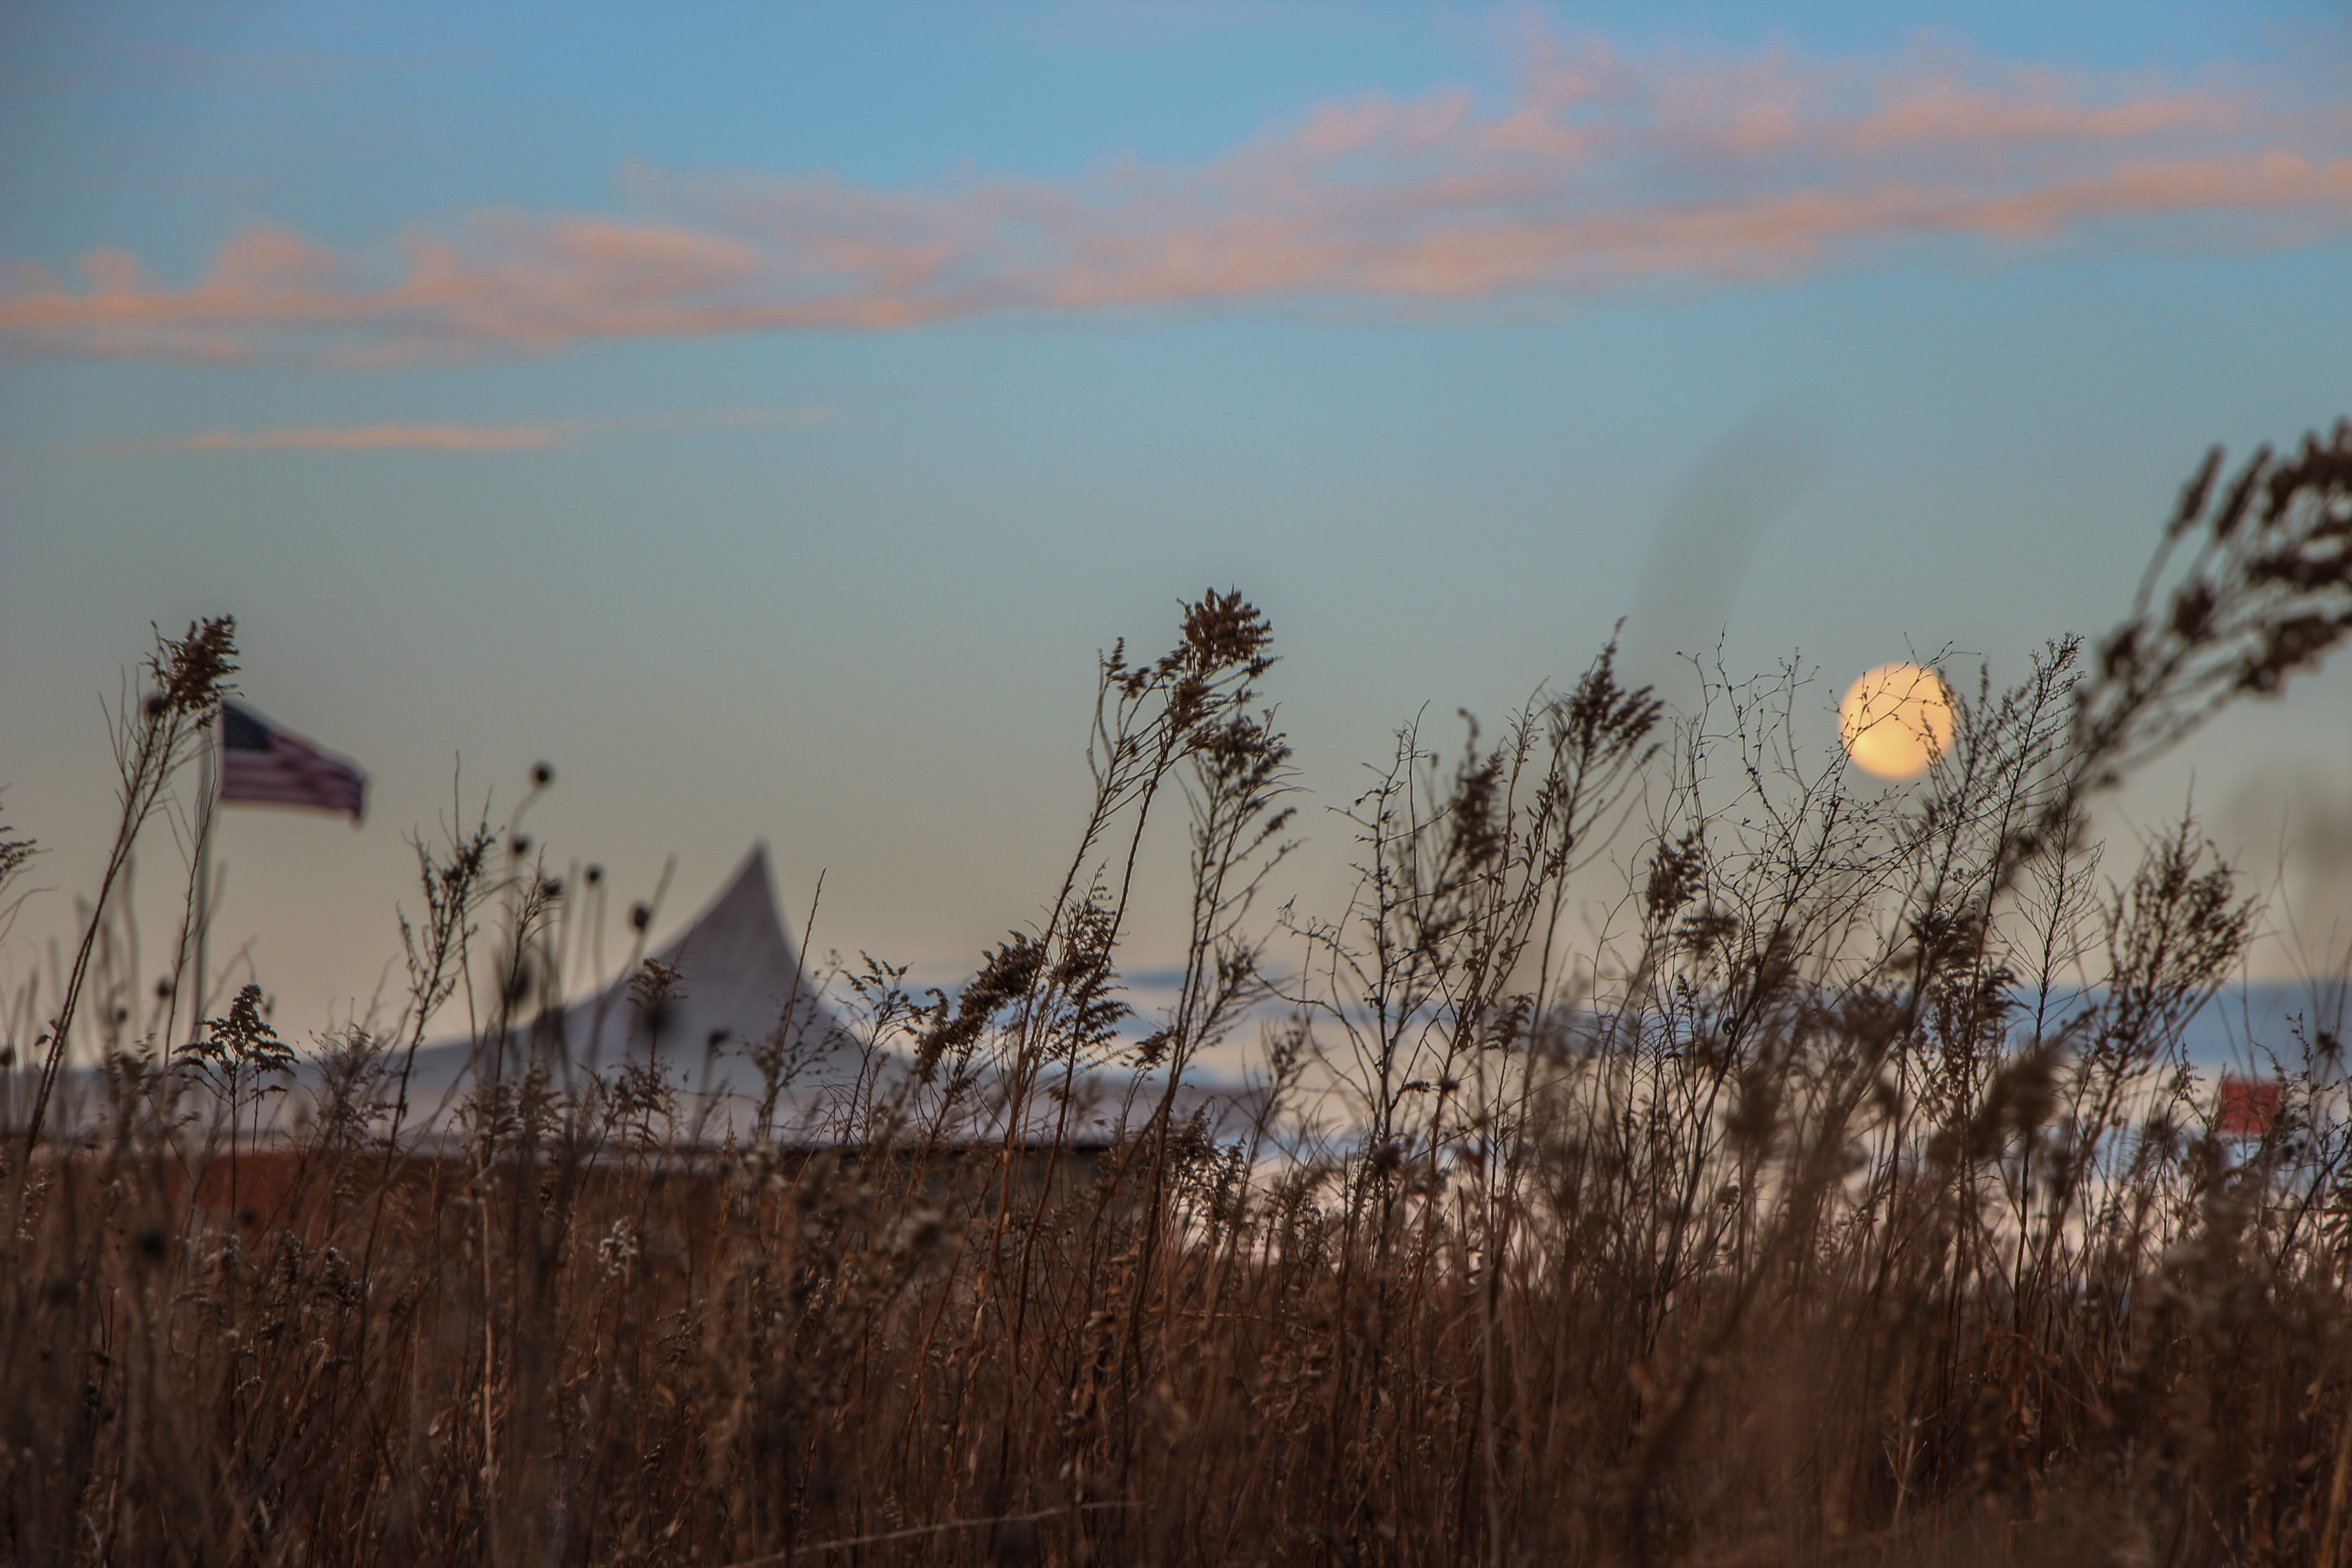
<box><xmin>96</xmin><ymin>404</ymin><xmax>834</xmax><ymax>453</ymax></box>
<box><xmin>5</xmin><ymin>38</ymin><xmax>2345</xmax><ymax>365</ymax></box>
<box><xmin>103</xmin><ymin>423</ymin><xmax>569</xmax><ymax>453</ymax></box>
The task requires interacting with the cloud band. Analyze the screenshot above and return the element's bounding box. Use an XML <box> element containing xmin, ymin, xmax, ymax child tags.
<box><xmin>97</xmin><ymin>405</ymin><xmax>834</xmax><ymax>453</ymax></box>
<box><xmin>7</xmin><ymin>37</ymin><xmax>2347</xmax><ymax>366</ymax></box>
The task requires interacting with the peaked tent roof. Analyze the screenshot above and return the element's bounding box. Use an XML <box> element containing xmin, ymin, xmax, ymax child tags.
<box><xmin>396</xmin><ymin>843</ymin><xmax>852</xmax><ymax>1103</ymax></box>
<box><xmin>551</xmin><ymin>841</ymin><xmax>838</xmax><ymax>1067</ymax></box>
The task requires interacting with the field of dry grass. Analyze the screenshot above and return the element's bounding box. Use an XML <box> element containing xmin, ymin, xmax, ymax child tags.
<box><xmin>5</xmin><ymin>425</ymin><xmax>2351</xmax><ymax>1566</ymax></box>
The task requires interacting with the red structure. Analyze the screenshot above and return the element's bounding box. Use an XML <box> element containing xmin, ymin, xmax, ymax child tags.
<box><xmin>2217</xmin><ymin>1075</ymin><xmax>2283</xmax><ymax>1138</ymax></box>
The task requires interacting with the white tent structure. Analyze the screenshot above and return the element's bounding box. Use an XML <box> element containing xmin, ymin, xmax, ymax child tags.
<box><xmin>16</xmin><ymin>843</ymin><xmax>1266</xmax><ymax>1149</ymax></box>
<box><xmin>392</xmin><ymin>843</ymin><xmax>858</xmax><ymax>1120</ymax></box>
<box><xmin>386</xmin><ymin>843</ymin><xmax>1274</xmax><ymax>1147</ymax></box>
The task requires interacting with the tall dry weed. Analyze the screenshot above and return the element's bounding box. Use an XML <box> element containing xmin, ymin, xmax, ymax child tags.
<box><xmin>3</xmin><ymin>426</ymin><xmax>2350</xmax><ymax>1566</ymax></box>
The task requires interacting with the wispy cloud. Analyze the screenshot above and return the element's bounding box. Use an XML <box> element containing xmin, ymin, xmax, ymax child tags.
<box><xmin>97</xmin><ymin>405</ymin><xmax>834</xmax><ymax>454</ymax></box>
<box><xmin>107</xmin><ymin>423</ymin><xmax>568</xmax><ymax>453</ymax></box>
<box><xmin>8</xmin><ymin>35</ymin><xmax>2346</xmax><ymax>366</ymax></box>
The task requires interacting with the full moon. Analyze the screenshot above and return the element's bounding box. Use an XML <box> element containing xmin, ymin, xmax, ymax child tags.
<box><xmin>1839</xmin><ymin>662</ymin><xmax>1955</xmax><ymax>779</ymax></box>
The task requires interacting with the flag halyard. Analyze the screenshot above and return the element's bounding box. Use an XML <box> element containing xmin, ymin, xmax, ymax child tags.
<box><xmin>219</xmin><ymin>701</ymin><xmax>368</xmax><ymax>821</ymax></box>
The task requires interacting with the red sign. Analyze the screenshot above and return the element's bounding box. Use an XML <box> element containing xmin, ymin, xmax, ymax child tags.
<box><xmin>2217</xmin><ymin>1076</ymin><xmax>2283</xmax><ymax>1138</ymax></box>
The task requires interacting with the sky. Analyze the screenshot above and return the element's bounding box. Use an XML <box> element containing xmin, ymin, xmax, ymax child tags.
<box><xmin>2</xmin><ymin>0</ymin><xmax>2348</xmax><ymax>1056</ymax></box>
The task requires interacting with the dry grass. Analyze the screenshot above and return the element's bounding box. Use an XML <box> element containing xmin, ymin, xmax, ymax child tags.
<box><xmin>5</xmin><ymin>426</ymin><xmax>2352</xmax><ymax>1567</ymax></box>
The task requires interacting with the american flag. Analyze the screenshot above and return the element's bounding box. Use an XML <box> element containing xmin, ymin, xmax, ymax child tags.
<box><xmin>219</xmin><ymin>701</ymin><xmax>368</xmax><ymax>820</ymax></box>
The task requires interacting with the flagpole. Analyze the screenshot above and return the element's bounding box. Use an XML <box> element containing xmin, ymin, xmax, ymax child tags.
<box><xmin>193</xmin><ymin>709</ymin><xmax>217</xmax><ymax>1039</ymax></box>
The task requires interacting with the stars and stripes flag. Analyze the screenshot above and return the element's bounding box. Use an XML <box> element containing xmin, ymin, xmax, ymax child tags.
<box><xmin>218</xmin><ymin>700</ymin><xmax>368</xmax><ymax>821</ymax></box>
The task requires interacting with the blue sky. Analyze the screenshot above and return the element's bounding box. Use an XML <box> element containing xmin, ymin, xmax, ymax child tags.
<box><xmin>2</xmin><ymin>1</ymin><xmax>2347</xmax><ymax>1046</ymax></box>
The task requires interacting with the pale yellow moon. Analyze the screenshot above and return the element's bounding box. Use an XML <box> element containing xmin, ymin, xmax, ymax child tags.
<box><xmin>1839</xmin><ymin>662</ymin><xmax>1954</xmax><ymax>779</ymax></box>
